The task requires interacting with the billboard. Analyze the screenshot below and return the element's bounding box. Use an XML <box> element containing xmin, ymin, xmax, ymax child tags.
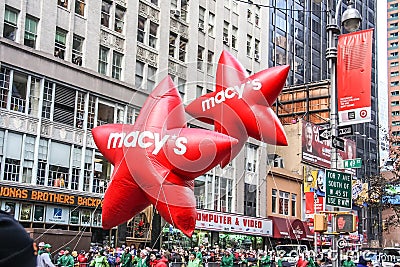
<box><xmin>302</xmin><ymin>121</ymin><xmax>356</xmax><ymax>168</ymax></box>
<box><xmin>304</xmin><ymin>166</ymin><xmax>325</xmax><ymax>218</ymax></box>
<box><xmin>337</xmin><ymin>29</ymin><xmax>373</xmax><ymax>126</ymax></box>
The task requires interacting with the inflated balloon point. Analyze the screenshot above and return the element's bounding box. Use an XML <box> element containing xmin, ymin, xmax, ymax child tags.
<box><xmin>92</xmin><ymin>76</ymin><xmax>237</xmax><ymax>237</ymax></box>
<box><xmin>186</xmin><ymin>50</ymin><xmax>289</xmax><ymax>167</ymax></box>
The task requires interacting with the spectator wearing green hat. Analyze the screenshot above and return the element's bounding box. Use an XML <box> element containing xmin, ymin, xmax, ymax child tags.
<box><xmin>90</xmin><ymin>250</ymin><xmax>110</xmax><ymax>267</ymax></box>
<box><xmin>37</xmin><ymin>244</ymin><xmax>55</xmax><ymax>267</ymax></box>
<box><xmin>57</xmin><ymin>247</ymin><xmax>75</xmax><ymax>267</ymax></box>
<box><xmin>221</xmin><ymin>249</ymin><xmax>234</xmax><ymax>267</ymax></box>
<box><xmin>187</xmin><ymin>252</ymin><xmax>201</xmax><ymax>267</ymax></box>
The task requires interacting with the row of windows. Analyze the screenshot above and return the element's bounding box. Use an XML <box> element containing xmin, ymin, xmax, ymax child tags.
<box><xmin>272</xmin><ymin>189</ymin><xmax>297</xmax><ymax>216</ymax></box>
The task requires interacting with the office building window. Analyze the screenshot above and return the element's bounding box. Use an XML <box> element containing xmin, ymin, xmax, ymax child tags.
<box><xmin>180</xmin><ymin>0</ymin><xmax>188</xmax><ymax>21</ymax></box>
<box><xmin>11</xmin><ymin>72</ymin><xmax>28</xmax><ymax>113</ymax></box>
<box><xmin>101</xmin><ymin>1</ymin><xmax>111</xmax><ymax>27</ymax></box>
<box><xmin>196</xmin><ymin>86</ymin><xmax>203</xmax><ymax>98</ymax></box>
<box><xmin>247</xmin><ymin>35</ymin><xmax>252</xmax><ymax>56</ymax></box>
<box><xmin>279</xmin><ymin>191</ymin><xmax>289</xmax><ymax>215</ymax></box>
<box><xmin>391</xmin><ymin>62</ymin><xmax>399</xmax><ymax>67</ymax></box>
<box><xmin>247</xmin><ymin>9</ymin><xmax>252</xmax><ymax>22</ymax></box>
<box><xmin>72</xmin><ymin>35</ymin><xmax>84</xmax><ymax>66</ymax></box>
<box><xmin>37</xmin><ymin>138</ymin><xmax>48</xmax><ymax>186</ymax></box>
<box><xmin>291</xmin><ymin>194</ymin><xmax>297</xmax><ymax>216</ymax></box>
<box><xmin>137</xmin><ymin>16</ymin><xmax>145</xmax><ymax>43</ymax></box>
<box><xmin>390</xmin><ymin>13</ymin><xmax>399</xmax><ymax>18</ymax></box>
<box><xmin>54</xmin><ymin>28</ymin><xmax>67</xmax><ymax>59</ymax></box>
<box><xmin>112</xmin><ymin>52</ymin><xmax>123</xmax><ymax>80</ymax></box>
<box><xmin>207</xmin><ymin>50</ymin><xmax>214</xmax><ymax>75</ymax></box>
<box><xmin>24</xmin><ymin>16</ymin><xmax>38</xmax><ymax>48</ymax></box>
<box><xmin>42</xmin><ymin>81</ymin><xmax>53</xmax><ymax>119</ymax></box>
<box><xmin>3</xmin><ymin>7</ymin><xmax>18</xmax><ymax>41</ymax></box>
<box><xmin>98</xmin><ymin>46</ymin><xmax>109</xmax><ymax>75</ymax></box>
<box><xmin>58</xmin><ymin>0</ymin><xmax>68</xmax><ymax>8</ymax></box>
<box><xmin>391</xmin><ymin>81</ymin><xmax>399</xmax><ymax>87</ymax></box>
<box><xmin>392</xmin><ymin>101</ymin><xmax>400</xmax><ymax>106</ymax></box>
<box><xmin>75</xmin><ymin>0</ymin><xmax>85</xmax><ymax>16</ymax></box>
<box><xmin>392</xmin><ymin>91</ymin><xmax>400</xmax><ymax>96</ymax></box>
<box><xmin>177</xmin><ymin>78</ymin><xmax>186</xmax><ymax>98</ymax></box>
<box><xmin>392</xmin><ymin>111</ymin><xmax>400</xmax><ymax>116</ymax></box>
<box><xmin>208</xmin><ymin>12</ymin><xmax>215</xmax><ymax>36</ymax></box>
<box><xmin>254</xmin><ymin>39</ymin><xmax>260</xmax><ymax>60</ymax></box>
<box><xmin>147</xmin><ymin>66</ymin><xmax>156</xmax><ymax>90</ymax></box>
<box><xmin>179</xmin><ymin>38</ymin><xmax>187</xmax><ymax>62</ymax></box>
<box><xmin>232</xmin><ymin>26</ymin><xmax>238</xmax><ymax>49</ymax></box>
<box><xmin>149</xmin><ymin>22</ymin><xmax>158</xmax><ymax>49</ymax></box>
<box><xmin>169</xmin><ymin>32</ymin><xmax>177</xmax><ymax>57</ymax></box>
<box><xmin>135</xmin><ymin>61</ymin><xmax>145</xmax><ymax>88</ymax></box>
<box><xmin>115</xmin><ymin>5</ymin><xmax>125</xmax><ymax>33</ymax></box>
<box><xmin>28</xmin><ymin>77</ymin><xmax>40</xmax><ymax>116</ymax></box>
<box><xmin>246</xmin><ymin>143</ymin><xmax>258</xmax><ymax>172</ymax></box>
<box><xmin>223</xmin><ymin>21</ymin><xmax>229</xmax><ymax>45</ymax></box>
<box><xmin>255</xmin><ymin>6</ymin><xmax>260</xmax><ymax>26</ymax></box>
<box><xmin>390</xmin><ymin>32</ymin><xmax>399</xmax><ymax>38</ymax></box>
<box><xmin>391</xmin><ymin>71</ymin><xmax>399</xmax><ymax>77</ymax></box>
<box><xmin>199</xmin><ymin>6</ymin><xmax>205</xmax><ymax>29</ymax></box>
<box><xmin>272</xmin><ymin>189</ymin><xmax>277</xmax><ymax>213</ymax></box>
<box><xmin>197</xmin><ymin>46</ymin><xmax>204</xmax><ymax>70</ymax></box>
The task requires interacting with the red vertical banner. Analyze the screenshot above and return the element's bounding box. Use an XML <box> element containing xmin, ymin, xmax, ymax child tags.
<box><xmin>337</xmin><ymin>29</ymin><xmax>374</xmax><ymax>126</ymax></box>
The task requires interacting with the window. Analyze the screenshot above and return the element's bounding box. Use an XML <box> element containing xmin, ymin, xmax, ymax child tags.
<box><xmin>207</xmin><ymin>50</ymin><xmax>214</xmax><ymax>75</ymax></box>
<box><xmin>199</xmin><ymin>7</ymin><xmax>205</xmax><ymax>29</ymax></box>
<box><xmin>231</xmin><ymin>26</ymin><xmax>238</xmax><ymax>49</ymax></box>
<box><xmin>22</xmin><ymin>136</ymin><xmax>35</xmax><ymax>184</ymax></box>
<box><xmin>393</xmin><ymin>121</ymin><xmax>400</xmax><ymax>126</ymax></box>
<box><xmin>254</xmin><ymin>39</ymin><xmax>260</xmax><ymax>60</ymax></box>
<box><xmin>179</xmin><ymin>38</ymin><xmax>187</xmax><ymax>62</ymax></box>
<box><xmin>115</xmin><ymin>5</ymin><xmax>125</xmax><ymax>33</ymax></box>
<box><xmin>76</xmin><ymin>91</ymin><xmax>85</xmax><ymax>128</ymax></box>
<box><xmin>255</xmin><ymin>7</ymin><xmax>260</xmax><ymax>26</ymax></box>
<box><xmin>390</xmin><ymin>32</ymin><xmax>399</xmax><ymax>38</ymax></box>
<box><xmin>169</xmin><ymin>32</ymin><xmax>177</xmax><ymax>57</ymax></box>
<box><xmin>391</xmin><ymin>62</ymin><xmax>399</xmax><ymax>67</ymax></box>
<box><xmin>223</xmin><ymin>21</ymin><xmax>229</xmax><ymax>44</ymax></box>
<box><xmin>177</xmin><ymin>77</ymin><xmax>186</xmax><ymax>97</ymax></box>
<box><xmin>28</xmin><ymin>77</ymin><xmax>40</xmax><ymax>116</ymax></box>
<box><xmin>272</xmin><ymin>189</ymin><xmax>277</xmax><ymax>213</ymax></box>
<box><xmin>149</xmin><ymin>22</ymin><xmax>158</xmax><ymax>48</ymax></box>
<box><xmin>97</xmin><ymin>102</ymin><xmax>114</xmax><ymax>126</ymax></box>
<box><xmin>390</xmin><ymin>13</ymin><xmax>399</xmax><ymax>18</ymax></box>
<box><xmin>247</xmin><ymin>35</ymin><xmax>252</xmax><ymax>56</ymax></box>
<box><xmin>87</xmin><ymin>95</ymin><xmax>95</xmax><ymax>129</ymax></box>
<box><xmin>11</xmin><ymin>72</ymin><xmax>28</xmax><ymax>113</ymax></box>
<box><xmin>279</xmin><ymin>191</ymin><xmax>289</xmax><ymax>215</ymax></box>
<box><xmin>101</xmin><ymin>1</ymin><xmax>111</xmax><ymax>27</ymax></box>
<box><xmin>98</xmin><ymin>46</ymin><xmax>109</xmax><ymax>75</ymax></box>
<box><xmin>391</xmin><ymin>3</ymin><xmax>399</xmax><ymax>8</ymax></box>
<box><xmin>4</xmin><ymin>133</ymin><xmax>23</xmax><ymax>182</ymax></box>
<box><xmin>58</xmin><ymin>0</ymin><xmax>68</xmax><ymax>8</ymax></box>
<box><xmin>392</xmin><ymin>91</ymin><xmax>400</xmax><ymax>96</ymax></box>
<box><xmin>392</xmin><ymin>111</ymin><xmax>400</xmax><ymax>116</ymax></box>
<box><xmin>391</xmin><ymin>71</ymin><xmax>399</xmax><ymax>77</ymax></box>
<box><xmin>4</xmin><ymin>158</ymin><xmax>20</xmax><ymax>181</ymax></box>
<box><xmin>291</xmin><ymin>194</ymin><xmax>297</xmax><ymax>216</ymax></box>
<box><xmin>3</xmin><ymin>7</ymin><xmax>18</xmax><ymax>41</ymax></box>
<box><xmin>392</xmin><ymin>101</ymin><xmax>400</xmax><ymax>106</ymax></box>
<box><xmin>147</xmin><ymin>66</ymin><xmax>156</xmax><ymax>90</ymax></box>
<box><xmin>54</xmin><ymin>28</ymin><xmax>67</xmax><ymax>59</ymax></box>
<box><xmin>196</xmin><ymin>86</ymin><xmax>203</xmax><ymax>98</ymax></box>
<box><xmin>391</xmin><ymin>52</ymin><xmax>399</xmax><ymax>57</ymax></box>
<box><xmin>391</xmin><ymin>81</ymin><xmax>399</xmax><ymax>87</ymax></box>
<box><xmin>197</xmin><ymin>46</ymin><xmax>204</xmax><ymax>70</ymax></box>
<box><xmin>135</xmin><ymin>61</ymin><xmax>144</xmax><ymax>88</ymax></box>
<box><xmin>75</xmin><ymin>0</ymin><xmax>85</xmax><ymax>16</ymax></box>
<box><xmin>53</xmin><ymin>85</ymin><xmax>75</xmax><ymax>126</ymax></box>
<box><xmin>137</xmin><ymin>16</ymin><xmax>145</xmax><ymax>43</ymax></box>
<box><xmin>180</xmin><ymin>0</ymin><xmax>188</xmax><ymax>21</ymax></box>
<box><xmin>246</xmin><ymin>143</ymin><xmax>258</xmax><ymax>172</ymax></box>
<box><xmin>150</xmin><ymin>0</ymin><xmax>158</xmax><ymax>5</ymax></box>
<box><xmin>42</xmin><ymin>81</ymin><xmax>53</xmax><ymax>119</ymax></box>
<box><xmin>391</xmin><ymin>22</ymin><xmax>399</xmax><ymax>28</ymax></box>
<box><xmin>247</xmin><ymin>9</ymin><xmax>252</xmax><ymax>22</ymax></box>
<box><xmin>24</xmin><ymin>16</ymin><xmax>38</xmax><ymax>48</ymax></box>
<box><xmin>71</xmin><ymin>35</ymin><xmax>84</xmax><ymax>66</ymax></box>
<box><xmin>208</xmin><ymin>12</ymin><xmax>215</xmax><ymax>36</ymax></box>
<box><xmin>112</xmin><ymin>52</ymin><xmax>123</xmax><ymax>80</ymax></box>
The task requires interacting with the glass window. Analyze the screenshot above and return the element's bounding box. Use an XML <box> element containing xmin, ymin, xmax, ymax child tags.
<box><xmin>97</xmin><ymin>102</ymin><xmax>114</xmax><ymax>126</ymax></box>
<box><xmin>42</xmin><ymin>81</ymin><xmax>53</xmax><ymax>119</ymax></box>
<box><xmin>147</xmin><ymin>66</ymin><xmax>156</xmax><ymax>90</ymax></box>
<box><xmin>169</xmin><ymin>32</ymin><xmax>177</xmax><ymax>57</ymax></box>
<box><xmin>231</xmin><ymin>26</ymin><xmax>237</xmax><ymax>49</ymax></box>
<box><xmin>135</xmin><ymin>61</ymin><xmax>144</xmax><ymax>88</ymax></box>
<box><xmin>149</xmin><ymin>21</ymin><xmax>158</xmax><ymax>48</ymax></box>
<box><xmin>72</xmin><ymin>35</ymin><xmax>83</xmax><ymax>66</ymax></box>
<box><xmin>208</xmin><ymin>12</ymin><xmax>215</xmax><ymax>36</ymax></box>
<box><xmin>246</xmin><ymin>143</ymin><xmax>258</xmax><ymax>172</ymax></box>
<box><xmin>291</xmin><ymin>194</ymin><xmax>296</xmax><ymax>216</ymax></box>
<box><xmin>179</xmin><ymin>38</ymin><xmax>187</xmax><ymax>62</ymax></box>
<box><xmin>137</xmin><ymin>16</ymin><xmax>145</xmax><ymax>43</ymax></box>
<box><xmin>247</xmin><ymin>35</ymin><xmax>252</xmax><ymax>56</ymax></box>
<box><xmin>98</xmin><ymin>46</ymin><xmax>109</xmax><ymax>75</ymax></box>
<box><xmin>29</xmin><ymin>77</ymin><xmax>41</xmax><ymax>116</ymax></box>
<box><xmin>3</xmin><ymin>7</ymin><xmax>18</xmax><ymax>41</ymax></box>
<box><xmin>115</xmin><ymin>5</ymin><xmax>125</xmax><ymax>33</ymax></box>
<box><xmin>180</xmin><ymin>0</ymin><xmax>188</xmax><ymax>22</ymax></box>
<box><xmin>24</xmin><ymin>16</ymin><xmax>38</xmax><ymax>48</ymax></box>
<box><xmin>197</xmin><ymin>46</ymin><xmax>204</xmax><ymax>70</ymax></box>
<box><xmin>223</xmin><ymin>21</ymin><xmax>229</xmax><ymax>44</ymax></box>
<box><xmin>58</xmin><ymin>0</ymin><xmax>68</xmax><ymax>8</ymax></box>
<box><xmin>254</xmin><ymin>39</ymin><xmax>260</xmax><ymax>59</ymax></box>
<box><xmin>54</xmin><ymin>28</ymin><xmax>67</xmax><ymax>59</ymax></box>
<box><xmin>112</xmin><ymin>52</ymin><xmax>123</xmax><ymax>80</ymax></box>
<box><xmin>11</xmin><ymin>72</ymin><xmax>28</xmax><ymax>113</ymax></box>
<box><xmin>199</xmin><ymin>6</ymin><xmax>205</xmax><ymax>25</ymax></box>
<box><xmin>255</xmin><ymin>7</ymin><xmax>260</xmax><ymax>26</ymax></box>
<box><xmin>75</xmin><ymin>0</ymin><xmax>85</xmax><ymax>16</ymax></box>
<box><xmin>207</xmin><ymin>50</ymin><xmax>213</xmax><ymax>75</ymax></box>
<box><xmin>101</xmin><ymin>1</ymin><xmax>111</xmax><ymax>27</ymax></box>
<box><xmin>272</xmin><ymin>189</ymin><xmax>277</xmax><ymax>213</ymax></box>
<box><xmin>196</xmin><ymin>86</ymin><xmax>203</xmax><ymax>98</ymax></box>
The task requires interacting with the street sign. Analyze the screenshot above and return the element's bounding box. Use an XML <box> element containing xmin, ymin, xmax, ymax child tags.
<box><xmin>343</xmin><ymin>158</ymin><xmax>362</xmax><ymax>169</ymax></box>
<box><xmin>319</xmin><ymin>128</ymin><xmax>331</xmax><ymax>141</ymax></box>
<box><xmin>338</xmin><ymin>125</ymin><xmax>353</xmax><ymax>137</ymax></box>
<box><xmin>325</xmin><ymin>170</ymin><xmax>352</xmax><ymax>209</ymax></box>
<box><xmin>332</xmin><ymin>136</ymin><xmax>345</xmax><ymax>151</ymax></box>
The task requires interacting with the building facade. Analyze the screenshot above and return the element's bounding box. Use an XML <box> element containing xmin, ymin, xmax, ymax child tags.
<box><xmin>0</xmin><ymin>0</ymin><xmax>282</xmax><ymax>248</ymax></box>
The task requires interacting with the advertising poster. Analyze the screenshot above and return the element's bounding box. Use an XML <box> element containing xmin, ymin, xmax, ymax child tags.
<box><xmin>70</xmin><ymin>209</ymin><xmax>80</xmax><ymax>225</ymax></box>
<box><xmin>2</xmin><ymin>201</ymin><xmax>17</xmax><ymax>219</ymax></box>
<box><xmin>45</xmin><ymin>205</ymin><xmax>69</xmax><ymax>224</ymax></box>
<box><xmin>304</xmin><ymin>166</ymin><xmax>325</xmax><ymax>218</ymax></box>
<box><xmin>20</xmin><ymin>203</ymin><xmax>32</xmax><ymax>221</ymax></box>
<box><xmin>337</xmin><ymin>29</ymin><xmax>373</xmax><ymax>126</ymax></box>
<box><xmin>81</xmin><ymin>210</ymin><xmax>91</xmax><ymax>226</ymax></box>
<box><xmin>34</xmin><ymin>205</ymin><xmax>45</xmax><ymax>222</ymax></box>
<box><xmin>302</xmin><ymin>121</ymin><xmax>356</xmax><ymax>168</ymax></box>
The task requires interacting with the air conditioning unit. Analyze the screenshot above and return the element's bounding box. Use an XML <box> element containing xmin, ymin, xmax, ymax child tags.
<box><xmin>223</xmin><ymin>36</ymin><xmax>229</xmax><ymax>44</ymax></box>
<box><xmin>198</xmin><ymin>22</ymin><xmax>205</xmax><ymax>31</ymax></box>
<box><xmin>254</xmin><ymin>53</ymin><xmax>260</xmax><ymax>61</ymax></box>
<box><xmin>171</xmin><ymin>9</ymin><xmax>181</xmax><ymax>18</ymax></box>
<box><xmin>274</xmin><ymin>157</ymin><xmax>284</xmax><ymax>168</ymax></box>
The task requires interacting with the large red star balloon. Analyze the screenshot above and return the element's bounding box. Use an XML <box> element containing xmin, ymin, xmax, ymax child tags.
<box><xmin>186</xmin><ymin>50</ymin><xmax>289</xmax><ymax>167</ymax></box>
<box><xmin>92</xmin><ymin>76</ymin><xmax>237</xmax><ymax>237</ymax></box>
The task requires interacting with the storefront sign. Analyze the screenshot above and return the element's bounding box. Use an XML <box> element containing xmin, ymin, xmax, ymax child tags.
<box><xmin>45</xmin><ymin>205</ymin><xmax>69</xmax><ymax>224</ymax></box>
<box><xmin>196</xmin><ymin>210</ymin><xmax>272</xmax><ymax>236</ymax></box>
<box><xmin>0</xmin><ymin>185</ymin><xmax>103</xmax><ymax>208</ymax></box>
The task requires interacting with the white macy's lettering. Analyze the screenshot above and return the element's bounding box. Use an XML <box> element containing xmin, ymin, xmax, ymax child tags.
<box><xmin>201</xmin><ymin>79</ymin><xmax>262</xmax><ymax>111</ymax></box>
<box><xmin>107</xmin><ymin>131</ymin><xmax>188</xmax><ymax>155</ymax></box>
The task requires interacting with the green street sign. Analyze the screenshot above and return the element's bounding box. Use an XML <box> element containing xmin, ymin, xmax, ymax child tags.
<box><xmin>325</xmin><ymin>170</ymin><xmax>352</xmax><ymax>208</ymax></box>
<box><xmin>343</xmin><ymin>158</ymin><xmax>362</xmax><ymax>169</ymax></box>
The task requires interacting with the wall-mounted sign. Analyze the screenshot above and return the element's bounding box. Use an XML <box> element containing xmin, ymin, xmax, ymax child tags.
<box><xmin>0</xmin><ymin>185</ymin><xmax>102</xmax><ymax>208</ymax></box>
<box><xmin>196</xmin><ymin>209</ymin><xmax>272</xmax><ymax>236</ymax></box>
<box><xmin>45</xmin><ymin>205</ymin><xmax>69</xmax><ymax>224</ymax></box>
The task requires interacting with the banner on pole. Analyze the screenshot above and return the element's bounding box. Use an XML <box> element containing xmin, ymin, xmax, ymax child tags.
<box><xmin>337</xmin><ymin>29</ymin><xmax>374</xmax><ymax>126</ymax></box>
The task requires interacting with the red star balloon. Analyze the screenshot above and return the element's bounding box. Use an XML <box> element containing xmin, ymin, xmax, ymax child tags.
<box><xmin>92</xmin><ymin>76</ymin><xmax>237</xmax><ymax>237</ymax></box>
<box><xmin>186</xmin><ymin>50</ymin><xmax>289</xmax><ymax>167</ymax></box>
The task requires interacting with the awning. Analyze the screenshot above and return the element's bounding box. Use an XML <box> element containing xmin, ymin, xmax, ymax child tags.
<box><xmin>268</xmin><ymin>216</ymin><xmax>313</xmax><ymax>241</ymax></box>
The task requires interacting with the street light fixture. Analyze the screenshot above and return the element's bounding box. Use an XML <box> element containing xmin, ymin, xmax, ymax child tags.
<box><xmin>312</xmin><ymin>1</ymin><xmax>362</xmax><ymax>267</ymax></box>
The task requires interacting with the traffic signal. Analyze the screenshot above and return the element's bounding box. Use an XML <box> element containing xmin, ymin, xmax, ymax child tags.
<box><xmin>334</xmin><ymin>214</ymin><xmax>356</xmax><ymax>233</ymax></box>
<box><xmin>314</xmin><ymin>214</ymin><xmax>328</xmax><ymax>232</ymax></box>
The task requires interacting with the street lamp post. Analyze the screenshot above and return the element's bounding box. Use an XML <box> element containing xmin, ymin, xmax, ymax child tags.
<box><xmin>313</xmin><ymin>1</ymin><xmax>361</xmax><ymax>267</ymax></box>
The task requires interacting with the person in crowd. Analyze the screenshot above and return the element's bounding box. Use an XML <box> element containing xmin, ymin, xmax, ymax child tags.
<box><xmin>305</xmin><ymin>252</ymin><xmax>316</xmax><ymax>267</ymax></box>
<box><xmin>149</xmin><ymin>252</ymin><xmax>158</xmax><ymax>267</ymax></box>
<box><xmin>155</xmin><ymin>252</ymin><xmax>169</xmax><ymax>267</ymax></box>
<box><xmin>0</xmin><ymin>210</ymin><xmax>37</xmax><ymax>267</ymax></box>
<box><xmin>194</xmin><ymin>247</ymin><xmax>203</xmax><ymax>263</ymax></box>
<box><xmin>37</xmin><ymin>244</ymin><xmax>55</xmax><ymax>267</ymax></box>
<box><xmin>296</xmin><ymin>254</ymin><xmax>308</xmax><ymax>267</ymax></box>
<box><xmin>58</xmin><ymin>247</ymin><xmax>75</xmax><ymax>267</ymax></box>
<box><xmin>90</xmin><ymin>250</ymin><xmax>110</xmax><ymax>267</ymax></box>
<box><xmin>221</xmin><ymin>249</ymin><xmax>234</xmax><ymax>267</ymax></box>
<box><xmin>342</xmin><ymin>257</ymin><xmax>356</xmax><ymax>267</ymax></box>
<box><xmin>136</xmin><ymin>249</ymin><xmax>149</xmax><ymax>267</ymax></box>
<box><xmin>120</xmin><ymin>247</ymin><xmax>132</xmax><ymax>267</ymax></box>
<box><xmin>187</xmin><ymin>252</ymin><xmax>201</xmax><ymax>267</ymax></box>
<box><xmin>356</xmin><ymin>256</ymin><xmax>372</xmax><ymax>267</ymax></box>
<box><xmin>78</xmin><ymin>250</ymin><xmax>88</xmax><ymax>266</ymax></box>
<box><xmin>259</xmin><ymin>251</ymin><xmax>271</xmax><ymax>267</ymax></box>
<box><xmin>38</xmin><ymin>242</ymin><xmax>46</xmax><ymax>256</ymax></box>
